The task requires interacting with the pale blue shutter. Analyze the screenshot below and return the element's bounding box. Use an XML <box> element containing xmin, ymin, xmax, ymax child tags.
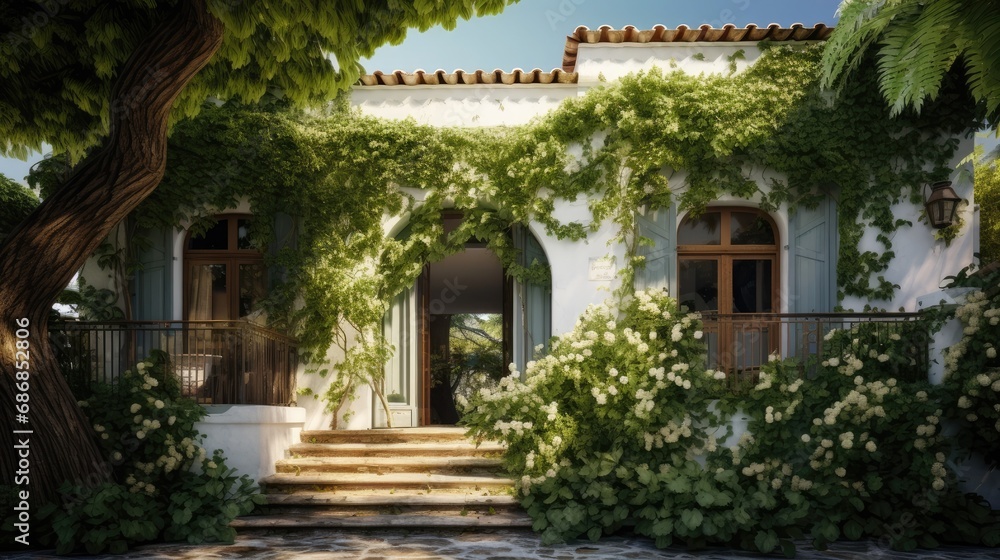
<box><xmin>789</xmin><ymin>196</ymin><xmax>837</xmax><ymax>313</ymax></box>
<box><xmin>789</xmin><ymin>195</ymin><xmax>837</xmax><ymax>363</ymax></box>
<box><xmin>133</xmin><ymin>227</ymin><xmax>173</xmax><ymax>320</ymax></box>
<box><xmin>635</xmin><ymin>205</ymin><xmax>677</xmax><ymax>296</ymax></box>
<box><xmin>268</xmin><ymin>213</ymin><xmax>297</xmax><ymax>289</ymax></box>
<box><xmin>514</xmin><ymin>226</ymin><xmax>552</xmax><ymax>366</ymax></box>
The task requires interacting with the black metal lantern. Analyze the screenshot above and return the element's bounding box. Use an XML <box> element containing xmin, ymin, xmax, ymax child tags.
<box><xmin>924</xmin><ymin>181</ymin><xmax>961</xmax><ymax>229</ymax></box>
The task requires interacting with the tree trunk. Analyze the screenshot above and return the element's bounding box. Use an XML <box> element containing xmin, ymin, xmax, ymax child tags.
<box><xmin>0</xmin><ymin>0</ymin><xmax>223</xmax><ymax>507</ymax></box>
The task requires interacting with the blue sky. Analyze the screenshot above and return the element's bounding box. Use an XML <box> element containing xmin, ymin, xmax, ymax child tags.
<box><xmin>1</xmin><ymin>0</ymin><xmax>843</xmax><ymax>185</ymax></box>
<box><xmin>361</xmin><ymin>0</ymin><xmax>843</xmax><ymax>72</ymax></box>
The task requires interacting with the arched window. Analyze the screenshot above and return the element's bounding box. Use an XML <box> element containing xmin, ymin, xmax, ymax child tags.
<box><xmin>677</xmin><ymin>208</ymin><xmax>779</xmax><ymax>314</ymax></box>
<box><xmin>677</xmin><ymin>208</ymin><xmax>779</xmax><ymax>377</ymax></box>
<box><xmin>183</xmin><ymin>215</ymin><xmax>266</xmax><ymax>321</ymax></box>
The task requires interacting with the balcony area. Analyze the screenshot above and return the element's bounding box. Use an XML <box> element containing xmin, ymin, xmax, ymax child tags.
<box><xmin>699</xmin><ymin>312</ymin><xmax>930</xmax><ymax>391</ymax></box>
<box><xmin>50</xmin><ymin>320</ymin><xmax>299</xmax><ymax>406</ymax></box>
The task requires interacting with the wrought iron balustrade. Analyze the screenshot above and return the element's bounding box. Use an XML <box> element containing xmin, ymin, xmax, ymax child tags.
<box><xmin>49</xmin><ymin>320</ymin><xmax>298</xmax><ymax>406</ymax></box>
<box><xmin>698</xmin><ymin>312</ymin><xmax>930</xmax><ymax>392</ymax></box>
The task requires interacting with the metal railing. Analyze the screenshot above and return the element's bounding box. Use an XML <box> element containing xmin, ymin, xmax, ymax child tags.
<box><xmin>49</xmin><ymin>320</ymin><xmax>298</xmax><ymax>406</ymax></box>
<box><xmin>699</xmin><ymin>313</ymin><xmax>930</xmax><ymax>391</ymax></box>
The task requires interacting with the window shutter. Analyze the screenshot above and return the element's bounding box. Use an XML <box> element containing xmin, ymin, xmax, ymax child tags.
<box><xmin>132</xmin><ymin>227</ymin><xmax>173</xmax><ymax>320</ymax></box>
<box><xmin>268</xmin><ymin>212</ymin><xmax>297</xmax><ymax>289</ymax></box>
<box><xmin>512</xmin><ymin>226</ymin><xmax>551</xmax><ymax>370</ymax></box>
<box><xmin>635</xmin><ymin>205</ymin><xmax>676</xmax><ymax>295</ymax></box>
<box><xmin>790</xmin><ymin>195</ymin><xmax>838</xmax><ymax>314</ymax></box>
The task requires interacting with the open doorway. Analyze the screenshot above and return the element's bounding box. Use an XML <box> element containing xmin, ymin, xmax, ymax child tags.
<box><xmin>426</xmin><ymin>241</ymin><xmax>506</xmax><ymax>424</ymax></box>
<box><xmin>379</xmin><ymin>215</ymin><xmax>550</xmax><ymax>428</ymax></box>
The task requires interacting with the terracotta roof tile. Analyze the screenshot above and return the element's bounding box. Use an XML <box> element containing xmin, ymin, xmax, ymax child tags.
<box><xmin>562</xmin><ymin>23</ymin><xmax>833</xmax><ymax>72</ymax></box>
<box><xmin>357</xmin><ymin>68</ymin><xmax>577</xmax><ymax>87</ymax></box>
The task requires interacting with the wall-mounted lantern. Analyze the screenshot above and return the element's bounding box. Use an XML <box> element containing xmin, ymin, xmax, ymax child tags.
<box><xmin>924</xmin><ymin>181</ymin><xmax>961</xmax><ymax>229</ymax></box>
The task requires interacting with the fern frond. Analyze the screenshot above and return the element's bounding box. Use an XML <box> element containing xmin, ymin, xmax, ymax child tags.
<box><xmin>874</xmin><ymin>0</ymin><xmax>962</xmax><ymax>115</ymax></box>
<box><xmin>957</xmin><ymin>1</ymin><xmax>1000</xmax><ymax>122</ymax></box>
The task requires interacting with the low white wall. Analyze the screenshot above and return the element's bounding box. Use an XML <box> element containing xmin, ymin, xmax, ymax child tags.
<box><xmin>196</xmin><ymin>405</ymin><xmax>305</xmax><ymax>482</ymax></box>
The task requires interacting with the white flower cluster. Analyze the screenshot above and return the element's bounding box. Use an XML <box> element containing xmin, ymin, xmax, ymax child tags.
<box><xmin>124</xmin><ymin>474</ymin><xmax>156</xmax><ymax>495</ymax></box>
<box><xmin>913</xmin><ymin>410</ymin><xmax>942</xmax><ymax>450</ymax></box>
<box><xmin>814</xmin><ymin>378</ymin><xmax>893</xmax><ymax>428</ymax></box>
<box><xmin>945</xmin><ymin>290</ymin><xmax>997</xmax><ymax>376</ymax></box>
<box><xmin>930</xmin><ymin>452</ymin><xmax>948</xmax><ymax>491</ymax></box>
<box><xmin>642</xmin><ymin>416</ymin><xmax>694</xmax><ymax>450</ymax></box>
<box><xmin>151</xmin><ymin>434</ymin><xmax>203</xmax><ymax>473</ymax></box>
<box><xmin>493</xmin><ymin>419</ymin><xmax>534</xmax><ymax>436</ymax></box>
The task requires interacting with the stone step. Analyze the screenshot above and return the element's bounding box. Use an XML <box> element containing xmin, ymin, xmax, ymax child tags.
<box><xmin>260</xmin><ymin>472</ymin><xmax>516</xmax><ymax>494</ymax></box>
<box><xmin>231</xmin><ymin>511</ymin><xmax>533</xmax><ymax>529</ymax></box>
<box><xmin>275</xmin><ymin>456</ymin><xmax>503</xmax><ymax>474</ymax></box>
<box><xmin>300</xmin><ymin>427</ymin><xmax>475</xmax><ymax>445</ymax></box>
<box><xmin>264</xmin><ymin>492</ymin><xmax>520</xmax><ymax>510</ymax></box>
<box><xmin>288</xmin><ymin>441</ymin><xmax>505</xmax><ymax>458</ymax></box>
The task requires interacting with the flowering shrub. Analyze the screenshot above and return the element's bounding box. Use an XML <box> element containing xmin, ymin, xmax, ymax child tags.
<box><xmin>39</xmin><ymin>351</ymin><xmax>265</xmax><ymax>554</ymax></box>
<box><xmin>737</xmin><ymin>353</ymin><xmax>1000</xmax><ymax>551</ymax></box>
<box><xmin>818</xmin><ymin>319</ymin><xmax>929</xmax><ymax>383</ymax></box>
<box><xmin>463</xmin><ymin>290</ymin><xmax>732</xmax><ymax>545</ymax></box>
<box><xmin>467</xmin><ymin>290</ymin><xmax>1000</xmax><ymax>553</ymax></box>
<box><xmin>944</xmin><ymin>281</ymin><xmax>1000</xmax><ymax>466</ymax></box>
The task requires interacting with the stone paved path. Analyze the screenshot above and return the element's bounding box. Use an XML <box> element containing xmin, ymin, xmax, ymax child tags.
<box><xmin>8</xmin><ymin>529</ymin><xmax>1000</xmax><ymax>559</ymax></box>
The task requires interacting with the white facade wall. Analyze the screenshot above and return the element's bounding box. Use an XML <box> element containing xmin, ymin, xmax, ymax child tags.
<box><xmin>88</xmin><ymin>38</ymin><xmax>977</xmax><ymax>434</ymax></box>
<box><xmin>337</xmin><ymin>39</ymin><xmax>979</xmax><ymax>429</ymax></box>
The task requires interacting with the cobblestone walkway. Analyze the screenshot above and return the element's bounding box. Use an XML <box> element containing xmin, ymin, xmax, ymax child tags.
<box><xmin>9</xmin><ymin>529</ymin><xmax>1000</xmax><ymax>559</ymax></box>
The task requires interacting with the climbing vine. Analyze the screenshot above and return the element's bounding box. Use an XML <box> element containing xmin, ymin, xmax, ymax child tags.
<box><xmin>35</xmin><ymin>43</ymin><xmax>978</xmax><ymax>420</ymax></box>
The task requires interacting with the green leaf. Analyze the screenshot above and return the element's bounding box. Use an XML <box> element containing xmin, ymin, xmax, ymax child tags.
<box><xmin>680</xmin><ymin>508</ymin><xmax>703</xmax><ymax>530</ymax></box>
<box><xmin>844</xmin><ymin>519</ymin><xmax>864</xmax><ymax>540</ymax></box>
<box><xmin>754</xmin><ymin>529</ymin><xmax>779</xmax><ymax>553</ymax></box>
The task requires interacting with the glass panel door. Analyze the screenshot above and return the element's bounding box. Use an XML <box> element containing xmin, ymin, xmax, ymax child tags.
<box><xmin>731</xmin><ymin>258</ymin><xmax>777</xmax><ymax>376</ymax></box>
<box><xmin>679</xmin><ymin>258</ymin><xmax>720</xmax><ymax>369</ymax></box>
<box><xmin>238</xmin><ymin>263</ymin><xmax>267</xmax><ymax>318</ymax></box>
<box><xmin>186</xmin><ymin>263</ymin><xmax>228</xmax><ymax>321</ymax></box>
<box><xmin>678</xmin><ymin>259</ymin><xmax>719</xmax><ymax>312</ymax></box>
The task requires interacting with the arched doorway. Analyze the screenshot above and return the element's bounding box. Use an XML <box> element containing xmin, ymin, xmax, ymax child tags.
<box><xmin>379</xmin><ymin>214</ymin><xmax>551</xmax><ymax>427</ymax></box>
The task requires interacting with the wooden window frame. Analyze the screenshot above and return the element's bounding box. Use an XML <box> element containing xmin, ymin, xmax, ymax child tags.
<box><xmin>678</xmin><ymin>208</ymin><xmax>781</xmax><ymax>376</ymax></box>
<box><xmin>677</xmin><ymin>207</ymin><xmax>780</xmax><ymax>314</ymax></box>
<box><xmin>183</xmin><ymin>214</ymin><xmax>265</xmax><ymax>321</ymax></box>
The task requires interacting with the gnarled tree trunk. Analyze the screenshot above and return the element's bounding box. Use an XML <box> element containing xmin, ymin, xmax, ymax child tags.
<box><xmin>0</xmin><ymin>0</ymin><xmax>223</xmax><ymax>507</ymax></box>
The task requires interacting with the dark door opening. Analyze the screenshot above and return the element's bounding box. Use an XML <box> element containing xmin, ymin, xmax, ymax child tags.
<box><xmin>423</xmin><ymin>238</ymin><xmax>507</xmax><ymax>425</ymax></box>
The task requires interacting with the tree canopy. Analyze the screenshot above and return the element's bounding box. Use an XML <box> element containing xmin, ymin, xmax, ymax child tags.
<box><xmin>0</xmin><ymin>0</ymin><xmax>517</xmax><ymax>511</ymax></box>
<box><xmin>1</xmin><ymin>0</ymin><xmax>514</xmax><ymax>162</ymax></box>
<box><xmin>0</xmin><ymin>173</ymin><xmax>38</xmax><ymax>239</ymax></box>
<box><xmin>820</xmin><ymin>0</ymin><xmax>1000</xmax><ymax>126</ymax></box>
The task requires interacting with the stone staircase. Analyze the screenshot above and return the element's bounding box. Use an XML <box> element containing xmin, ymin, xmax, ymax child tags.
<box><xmin>231</xmin><ymin>427</ymin><xmax>531</xmax><ymax>529</ymax></box>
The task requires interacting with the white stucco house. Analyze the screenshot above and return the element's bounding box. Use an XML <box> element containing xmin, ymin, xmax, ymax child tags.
<box><xmin>70</xmin><ymin>23</ymin><xmax>979</xmax><ymax>481</ymax></box>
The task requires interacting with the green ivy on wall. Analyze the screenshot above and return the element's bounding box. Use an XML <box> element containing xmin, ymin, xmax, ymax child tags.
<box><xmin>33</xmin><ymin>43</ymin><xmax>977</xmax><ymax>418</ymax></box>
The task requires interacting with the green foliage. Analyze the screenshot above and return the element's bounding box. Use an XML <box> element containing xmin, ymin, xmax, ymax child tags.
<box><xmin>977</xmin><ymin>150</ymin><xmax>1000</xmax><ymax>265</ymax></box>
<box><xmin>0</xmin><ymin>0</ymin><xmax>518</xmax><ymax>162</ymax></box>
<box><xmin>0</xmin><ymin>173</ymin><xmax>38</xmax><ymax>239</ymax></box>
<box><xmin>74</xmin><ymin>42</ymin><xmax>976</xmax><ymax>420</ymax></box>
<box><xmin>463</xmin><ymin>290</ymin><xmax>730</xmax><ymax>545</ymax></box>
<box><xmin>57</xmin><ymin>277</ymin><xmax>125</xmax><ymax>321</ymax></box>
<box><xmin>38</xmin><ymin>350</ymin><xmax>265</xmax><ymax>554</ymax></box>
<box><xmin>941</xmin><ymin>265</ymin><xmax>1000</xmax><ymax>466</ymax></box>
<box><xmin>447</xmin><ymin>313</ymin><xmax>505</xmax><ymax>405</ymax></box>
<box><xmin>466</xmin><ymin>290</ymin><xmax>1000</xmax><ymax>552</ymax></box>
<box><xmin>821</xmin><ymin>0</ymin><xmax>999</xmax><ymax>126</ymax></box>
